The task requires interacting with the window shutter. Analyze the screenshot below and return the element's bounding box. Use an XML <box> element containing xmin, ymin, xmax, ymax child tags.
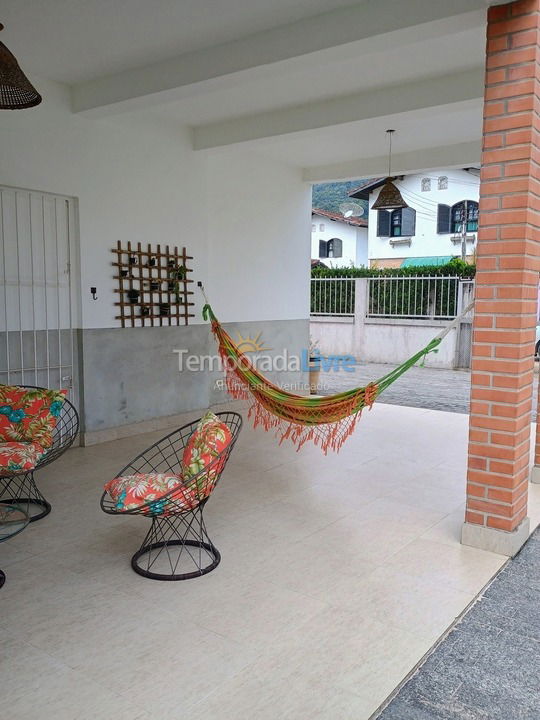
<box><xmin>377</xmin><ymin>210</ymin><xmax>390</xmax><ymax>237</ymax></box>
<box><xmin>401</xmin><ymin>208</ymin><xmax>416</xmax><ymax>237</ymax></box>
<box><xmin>330</xmin><ymin>238</ymin><xmax>343</xmax><ymax>258</ymax></box>
<box><xmin>437</xmin><ymin>204</ymin><xmax>451</xmax><ymax>234</ymax></box>
<box><xmin>319</xmin><ymin>240</ymin><xmax>328</xmax><ymax>258</ymax></box>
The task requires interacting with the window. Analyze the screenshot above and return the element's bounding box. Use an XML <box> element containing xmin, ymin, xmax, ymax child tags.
<box><xmin>311</xmin><ymin>223</ymin><xmax>316</xmax><ymax>232</ymax></box>
<box><xmin>319</xmin><ymin>240</ymin><xmax>328</xmax><ymax>258</ymax></box>
<box><xmin>421</xmin><ymin>178</ymin><xmax>431</xmax><ymax>192</ymax></box>
<box><xmin>319</xmin><ymin>223</ymin><xmax>325</xmax><ymax>231</ymax></box>
<box><xmin>327</xmin><ymin>238</ymin><xmax>343</xmax><ymax>258</ymax></box>
<box><xmin>437</xmin><ymin>201</ymin><xmax>479</xmax><ymax>234</ymax></box>
<box><xmin>438</xmin><ymin>176</ymin><xmax>448</xmax><ymax>190</ymax></box>
<box><xmin>377</xmin><ymin>208</ymin><xmax>416</xmax><ymax>237</ymax></box>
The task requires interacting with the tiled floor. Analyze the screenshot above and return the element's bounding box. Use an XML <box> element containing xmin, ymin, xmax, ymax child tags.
<box><xmin>377</xmin><ymin>529</ymin><xmax>540</xmax><ymax>719</ymax></box>
<box><xmin>2</xmin><ymin>401</ymin><xmax>540</xmax><ymax>720</ymax></box>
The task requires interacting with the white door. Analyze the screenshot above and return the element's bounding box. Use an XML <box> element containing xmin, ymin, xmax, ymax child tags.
<box><xmin>0</xmin><ymin>186</ymin><xmax>79</xmax><ymax>405</ymax></box>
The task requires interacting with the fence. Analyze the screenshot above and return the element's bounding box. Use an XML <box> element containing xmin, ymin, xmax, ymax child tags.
<box><xmin>366</xmin><ymin>275</ymin><xmax>462</xmax><ymax>319</ymax></box>
<box><xmin>310</xmin><ymin>277</ymin><xmax>355</xmax><ymax>316</ymax></box>
<box><xmin>310</xmin><ymin>275</ymin><xmax>468</xmax><ymax>319</ymax></box>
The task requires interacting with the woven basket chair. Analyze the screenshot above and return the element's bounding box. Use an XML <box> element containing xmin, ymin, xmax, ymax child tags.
<box><xmin>0</xmin><ymin>387</ymin><xmax>79</xmax><ymax>522</ymax></box>
<box><xmin>101</xmin><ymin>411</ymin><xmax>242</xmax><ymax>581</ymax></box>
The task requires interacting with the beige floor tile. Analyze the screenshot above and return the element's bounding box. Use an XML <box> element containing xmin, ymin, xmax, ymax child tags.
<box><xmin>335</xmin><ymin>564</ymin><xmax>474</xmax><ymax>639</ymax></box>
<box><xmin>299</xmin><ymin>514</ymin><xmax>419</xmax><ymax>565</ymax></box>
<box><xmin>420</xmin><ymin>504</ymin><xmax>467</xmax><ymax>547</ymax></box>
<box><xmin>3</xmin><ymin>403</ymin><xmax>528</xmax><ymax>720</ymax></box>
<box><xmin>384</xmin><ymin>537</ymin><xmax>506</xmax><ymax>594</ymax></box>
<box><xmin>1</xmin><ymin>630</ymin><xmax>150</xmax><ymax>720</ymax></box>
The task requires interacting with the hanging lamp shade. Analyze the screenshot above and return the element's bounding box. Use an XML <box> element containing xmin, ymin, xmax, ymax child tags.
<box><xmin>0</xmin><ymin>25</ymin><xmax>42</xmax><ymax>109</ymax></box>
<box><xmin>371</xmin><ymin>179</ymin><xmax>408</xmax><ymax>210</ymax></box>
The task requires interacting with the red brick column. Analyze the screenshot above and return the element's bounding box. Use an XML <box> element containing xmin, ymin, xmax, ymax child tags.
<box><xmin>463</xmin><ymin>0</ymin><xmax>540</xmax><ymax>555</ymax></box>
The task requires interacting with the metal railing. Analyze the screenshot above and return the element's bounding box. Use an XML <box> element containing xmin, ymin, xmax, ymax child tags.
<box><xmin>367</xmin><ymin>276</ymin><xmax>462</xmax><ymax>319</ymax></box>
<box><xmin>310</xmin><ymin>277</ymin><xmax>355</xmax><ymax>316</ymax></box>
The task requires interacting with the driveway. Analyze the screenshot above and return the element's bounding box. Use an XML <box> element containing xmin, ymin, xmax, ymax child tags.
<box><xmin>319</xmin><ymin>362</ymin><xmax>539</xmax><ymax>416</ymax></box>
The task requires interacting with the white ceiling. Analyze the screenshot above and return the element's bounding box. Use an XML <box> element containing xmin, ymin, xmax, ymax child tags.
<box><xmin>215</xmin><ymin>100</ymin><xmax>484</xmax><ymax>169</ymax></box>
<box><xmin>2</xmin><ymin>0</ymin><xmax>490</xmax><ymax>180</ymax></box>
<box><xmin>150</xmin><ymin>28</ymin><xmax>484</xmax><ymax>126</ymax></box>
<box><xmin>1</xmin><ymin>0</ymin><xmax>360</xmax><ymax>84</ymax></box>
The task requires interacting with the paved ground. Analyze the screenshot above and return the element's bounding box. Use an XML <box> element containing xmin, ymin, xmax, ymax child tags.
<box><xmin>375</xmin><ymin>528</ymin><xmax>540</xmax><ymax>720</ymax></box>
<box><xmin>320</xmin><ymin>362</ymin><xmax>539</xmax><ymax>416</ymax></box>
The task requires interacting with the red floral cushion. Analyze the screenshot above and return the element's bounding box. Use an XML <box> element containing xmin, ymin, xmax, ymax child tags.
<box><xmin>0</xmin><ymin>441</ymin><xmax>47</xmax><ymax>473</ymax></box>
<box><xmin>181</xmin><ymin>411</ymin><xmax>232</xmax><ymax>499</ymax></box>
<box><xmin>103</xmin><ymin>473</ymin><xmax>198</xmax><ymax>516</ymax></box>
<box><xmin>0</xmin><ymin>385</ymin><xmax>67</xmax><ymax>449</ymax></box>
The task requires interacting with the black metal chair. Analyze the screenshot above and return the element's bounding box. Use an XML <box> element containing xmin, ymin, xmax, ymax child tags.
<box><xmin>0</xmin><ymin>387</ymin><xmax>79</xmax><ymax>522</ymax></box>
<box><xmin>101</xmin><ymin>411</ymin><xmax>242</xmax><ymax>581</ymax></box>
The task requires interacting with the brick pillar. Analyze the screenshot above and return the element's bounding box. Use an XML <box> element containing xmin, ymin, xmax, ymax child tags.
<box><xmin>462</xmin><ymin>0</ymin><xmax>540</xmax><ymax>555</ymax></box>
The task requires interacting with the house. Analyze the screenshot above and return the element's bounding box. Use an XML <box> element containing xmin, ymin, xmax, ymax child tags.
<box><xmin>3</xmin><ymin>1</ymin><xmax>540</xmax><ymax>718</ymax></box>
<box><xmin>349</xmin><ymin>169</ymin><xmax>480</xmax><ymax>268</ymax></box>
<box><xmin>311</xmin><ymin>208</ymin><xmax>368</xmax><ymax>267</ymax></box>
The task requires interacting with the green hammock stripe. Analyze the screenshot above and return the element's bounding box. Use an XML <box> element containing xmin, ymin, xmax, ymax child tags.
<box><xmin>204</xmin><ymin>303</ymin><xmax>442</xmax><ymax>415</ymax></box>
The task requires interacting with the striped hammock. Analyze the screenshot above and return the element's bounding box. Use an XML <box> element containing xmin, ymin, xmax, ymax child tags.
<box><xmin>202</xmin><ymin>303</ymin><xmax>472</xmax><ymax>453</ymax></box>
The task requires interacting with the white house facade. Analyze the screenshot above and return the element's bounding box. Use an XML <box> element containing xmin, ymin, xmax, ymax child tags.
<box><xmin>311</xmin><ymin>209</ymin><xmax>368</xmax><ymax>268</ymax></box>
<box><xmin>350</xmin><ymin>169</ymin><xmax>480</xmax><ymax>268</ymax></box>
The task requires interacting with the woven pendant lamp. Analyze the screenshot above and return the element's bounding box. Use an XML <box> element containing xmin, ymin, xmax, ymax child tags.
<box><xmin>0</xmin><ymin>24</ymin><xmax>42</xmax><ymax>109</ymax></box>
<box><xmin>371</xmin><ymin>130</ymin><xmax>408</xmax><ymax>211</ymax></box>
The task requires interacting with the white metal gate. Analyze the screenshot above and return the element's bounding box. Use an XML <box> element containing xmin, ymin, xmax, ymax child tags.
<box><xmin>455</xmin><ymin>280</ymin><xmax>475</xmax><ymax>369</ymax></box>
<box><xmin>0</xmin><ymin>186</ymin><xmax>79</xmax><ymax>404</ymax></box>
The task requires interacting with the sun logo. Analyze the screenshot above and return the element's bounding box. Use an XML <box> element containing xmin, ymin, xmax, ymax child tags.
<box><xmin>235</xmin><ymin>331</ymin><xmax>272</xmax><ymax>353</ymax></box>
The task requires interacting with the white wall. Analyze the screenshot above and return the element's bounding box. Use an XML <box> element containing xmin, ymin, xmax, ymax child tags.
<box><xmin>0</xmin><ymin>78</ymin><xmax>208</xmax><ymax>329</ymax></box>
<box><xmin>367</xmin><ymin>169</ymin><xmax>480</xmax><ymax>264</ymax></box>
<box><xmin>207</xmin><ymin>151</ymin><xmax>311</xmax><ymax>323</ymax></box>
<box><xmin>0</xmin><ymin>77</ymin><xmax>311</xmax><ymax>329</ymax></box>
<box><xmin>310</xmin><ymin>317</ymin><xmax>458</xmax><ymax>368</ymax></box>
<box><xmin>311</xmin><ymin>216</ymin><xmax>368</xmax><ymax>267</ymax></box>
<box><xmin>356</xmin><ymin>227</ymin><xmax>369</xmax><ymax>267</ymax></box>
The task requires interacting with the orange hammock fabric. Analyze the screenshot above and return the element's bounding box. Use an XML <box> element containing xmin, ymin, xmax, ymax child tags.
<box><xmin>203</xmin><ymin>304</ymin><xmax>442</xmax><ymax>453</ymax></box>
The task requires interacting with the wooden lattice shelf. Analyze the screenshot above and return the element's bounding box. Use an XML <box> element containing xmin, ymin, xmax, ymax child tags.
<box><xmin>112</xmin><ymin>241</ymin><xmax>194</xmax><ymax>327</ymax></box>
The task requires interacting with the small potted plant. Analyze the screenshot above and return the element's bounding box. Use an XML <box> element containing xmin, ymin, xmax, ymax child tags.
<box><xmin>127</xmin><ymin>289</ymin><xmax>140</xmax><ymax>304</ymax></box>
<box><xmin>168</xmin><ymin>264</ymin><xmax>187</xmax><ymax>303</ymax></box>
<box><xmin>159</xmin><ymin>302</ymin><xmax>170</xmax><ymax>316</ymax></box>
<box><xmin>309</xmin><ymin>338</ymin><xmax>321</xmax><ymax>395</ymax></box>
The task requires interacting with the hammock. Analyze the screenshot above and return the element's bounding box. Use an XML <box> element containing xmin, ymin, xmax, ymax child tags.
<box><xmin>202</xmin><ymin>300</ymin><xmax>472</xmax><ymax>454</ymax></box>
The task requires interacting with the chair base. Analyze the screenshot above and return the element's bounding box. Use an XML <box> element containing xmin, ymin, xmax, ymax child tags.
<box><xmin>132</xmin><ymin>539</ymin><xmax>221</xmax><ymax>581</ymax></box>
<box><xmin>130</xmin><ymin>511</ymin><xmax>221</xmax><ymax>581</ymax></box>
<box><xmin>0</xmin><ymin>468</ymin><xmax>51</xmax><ymax>522</ymax></box>
<box><xmin>0</xmin><ymin>568</ymin><xmax>5</xmax><ymax>588</ymax></box>
<box><xmin>0</xmin><ymin>471</ymin><xmax>51</xmax><ymax>522</ymax></box>
<box><xmin>0</xmin><ymin>496</ymin><xmax>51</xmax><ymax>523</ymax></box>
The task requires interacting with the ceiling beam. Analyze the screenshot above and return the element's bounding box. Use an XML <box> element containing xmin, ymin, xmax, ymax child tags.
<box><xmin>72</xmin><ymin>1</ymin><xmax>487</xmax><ymax>115</ymax></box>
<box><xmin>193</xmin><ymin>69</ymin><xmax>484</xmax><ymax>150</ymax></box>
<box><xmin>302</xmin><ymin>140</ymin><xmax>482</xmax><ymax>183</ymax></box>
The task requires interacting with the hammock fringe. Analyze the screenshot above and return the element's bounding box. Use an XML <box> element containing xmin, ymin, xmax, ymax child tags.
<box><xmin>215</xmin><ymin>332</ymin><xmax>373</xmax><ymax>454</ymax></box>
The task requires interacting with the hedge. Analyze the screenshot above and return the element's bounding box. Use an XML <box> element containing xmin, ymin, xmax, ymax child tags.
<box><xmin>310</xmin><ymin>259</ymin><xmax>475</xmax><ymax>316</ymax></box>
<box><xmin>311</xmin><ymin>258</ymin><xmax>476</xmax><ymax>279</ymax></box>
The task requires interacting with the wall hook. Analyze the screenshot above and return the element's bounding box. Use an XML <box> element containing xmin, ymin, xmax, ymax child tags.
<box><xmin>90</xmin><ymin>287</ymin><xmax>98</xmax><ymax>301</ymax></box>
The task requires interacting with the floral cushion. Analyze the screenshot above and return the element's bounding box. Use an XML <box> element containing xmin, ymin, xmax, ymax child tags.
<box><xmin>103</xmin><ymin>473</ymin><xmax>198</xmax><ymax>516</ymax></box>
<box><xmin>181</xmin><ymin>411</ymin><xmax>232</xmax><ymax>499</ymax></box>
<box><xmin>0</xmin><ymin>385</ymin><xmax>67</xmax><ymax>449</ymax></box>
<box><xmin>0</xmin><ymin>441</ymin><xmax>47</xmax><ymax>473</ymax></box>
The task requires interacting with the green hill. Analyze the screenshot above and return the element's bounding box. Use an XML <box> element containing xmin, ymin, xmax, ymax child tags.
<box><xmin>312</xmin><ymin>180</ymin><xmax>369</xmax><ymax>216</ymax></box>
